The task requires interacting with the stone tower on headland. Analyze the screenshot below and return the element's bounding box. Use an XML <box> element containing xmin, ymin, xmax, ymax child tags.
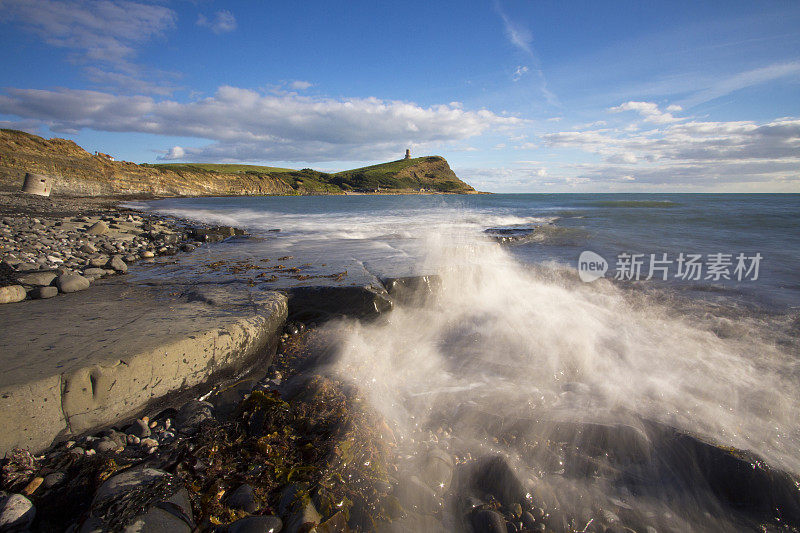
<box><xmin>404</xmin><ymin>149</ymin><xmax>410</xmax><ymax>159</ymax></box>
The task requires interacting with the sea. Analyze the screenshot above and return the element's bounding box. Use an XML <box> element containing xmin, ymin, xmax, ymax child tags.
<box><xmin>132</xmin><ymin>193</ymin><xmax>800</xmax><ymax>531</ymax></box>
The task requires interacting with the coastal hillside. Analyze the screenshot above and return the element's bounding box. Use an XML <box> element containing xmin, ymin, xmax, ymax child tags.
<box><xmin>330</xmin><ymin>156</ymin><xmax>475</xmax><ymax>193</ymax></box>
<box><xmin>0</xmin><ymin>129</ymin><xmax>476</xmax><ymax>197</ymax></box>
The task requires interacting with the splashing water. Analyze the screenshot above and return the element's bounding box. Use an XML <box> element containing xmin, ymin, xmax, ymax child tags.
<box><xmin>325</xmin><ymin>229</ymin><xmax>800</xmax><ymax>530</ymax></box>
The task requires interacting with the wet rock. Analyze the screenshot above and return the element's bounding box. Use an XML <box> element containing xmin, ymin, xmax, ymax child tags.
<box><xmin>175</xmin><ymin>400</ymin><xmax>214</xmax><ymax>434</ymax></box>
<box><xmin>382</xmin><ymin>275</ymin><xmax>441</xmax><ymax>306</ymax></box>
<box><xmin>471</xmin><ymin>509</ymin><xmax>507</xmax><ymax>533</ymax></box>
<box><xmin>0</xmin><ymin>285</ymin><xmax>26</xmax><ymax>304</ymax></box>
<box><xmin>57</xmin><ymin>273</ymin><xmax>90</xmax><ymax>293</ymax></box>
<box><xmin>522</xmin><ymin>511</ymin><xmax>537</xmax><ymax>530</ymax></box>
<box><xmin>395</xmin><ymin>474</ymin><xmax>439</xmax><ymax>514</ymax></box>
<box><xmin>180</xmin><ymin>244</ymin><xmax>196</xmax><ymax>252</ymax></box>
<box><xmin>0</xmin><ymin>492</ymin><xmax>35</xmax><ymax>531</ymax></box>
<box><xmin>226</xmin><ymin>483</ymin><xmax>259</xmax><ymax>513</ymax></box>
<box><xmin>464</xmin><ymin>455</ymin><xmax>527</xmax><ymax>508</ymax></box>
<box><xmin>283</xmin><ymin>501</ymin><xmax>320</xmax><ymax>533</ymax></box>
<box><xmin>81</xmin><ymin>467</ymin><xmax>193</xmax><ymax>532</ymax></box>
<box><xmin>227</xmin><ymin>515</ymin><xmax>283</xmax><ymax>533</ymax></box>
<box><xmin>419</xmin><ymin>448</ymin><xmax>454</xmax><ymax>492</ymax></box>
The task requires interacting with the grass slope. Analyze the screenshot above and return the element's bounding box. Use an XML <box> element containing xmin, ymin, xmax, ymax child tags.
<box><xmin>150</xmin><ymin>163</ymin><xmax>295</xmax><ymax>174</ymax></box>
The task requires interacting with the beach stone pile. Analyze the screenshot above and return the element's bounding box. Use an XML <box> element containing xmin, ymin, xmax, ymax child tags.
<box><xmin>0</xmin><ymin>212</ymin><xmax>246</xmax><ymax>304</ymax></box>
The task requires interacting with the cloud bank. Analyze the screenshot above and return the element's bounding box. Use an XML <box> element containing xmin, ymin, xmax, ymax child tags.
<box><xmin>0</xmin><ymin>86</ymin><xmax>521</xmax><ymax>162</ymax></box>
<box><xmin>540</xmin><ymin>102</ymin><xmax>800</xmax><ymax>190</ymax></box>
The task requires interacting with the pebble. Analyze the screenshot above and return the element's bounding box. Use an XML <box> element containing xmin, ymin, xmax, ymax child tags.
<box><xmin>140</xmin><ymin>438</ymin><xmax>159</xmax><ymax>448</ymax></box>
<box><xmin>94</xmin><ymin>439</ymin><xmax>119</xmax><ymax>453</ymax></box>
<box><xmin>43</xmin><ymin>471</ymin><xmax>66</xmax><ymax>488</ymax></box>
<box><xmin>21</xmin><ymin>477</ymin><xmax>43</xmax><ymax>497</ymax></box>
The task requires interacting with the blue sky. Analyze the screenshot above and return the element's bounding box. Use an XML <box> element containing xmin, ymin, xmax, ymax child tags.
<box><xmin>1</xmin><ymin>1</ymin><xmax>799</xmax><ymax>192</ymax></box>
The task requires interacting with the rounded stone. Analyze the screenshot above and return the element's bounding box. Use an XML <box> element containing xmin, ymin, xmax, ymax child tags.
<box><xmin>226</xmin><ymin>483</ymin><xmax>259</xmax><ymax>513</ymax></box>
<box><xmin>0</xmin><ymin>285</ymin><xmax>27</xmax><ymax>304</ymax></box>
<box><xmin>57</xmin><ymin>273</ymin><xmax>91</xmax><ymax>293</ymax></box>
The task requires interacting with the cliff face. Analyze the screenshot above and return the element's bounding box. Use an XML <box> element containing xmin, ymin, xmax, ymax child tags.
<box><xmin>0</xmin><ymin>130</ymin><xmax>295</xmax><ymax>197</ymax></box>
<box><xmin>0</xmin><ymin>129</ymin><xmax>477</xmax><ymax>197</ymax></box>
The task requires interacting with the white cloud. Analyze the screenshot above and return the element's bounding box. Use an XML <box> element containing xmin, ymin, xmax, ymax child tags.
<box><xmin>512</xmin><ymin>65</ymin><xmax>529</xmax><ymax>82</ymax></box>
<box><xmin>0</xmin><ymin>0</ymin><xmax>177</xmax><ymax>93</ymax></box>
<box><xmin>0</xmin><ymin>86</ymin><xmax>522</xmax><ymax>162</ymax></box>
<box><xmin>197</xmin><ymin>10</ymin><xmax>237</xmax><ymax>35</ymax></box>
<box><xmin>165</xmin><ymin>146</ymin><xmax>185</xmax><ymax>159</ymax></box>
<box><xmin>0</xmin><ymin>0</ymin><xmax>175</xmax><ymax>66</ymax></box>
<box><xmin>543</xmin><ymin>114</ymin><xmax>800</xmax><ymax>189</ymax></box>
<box><xmin>609</xmin><ymin>101</ymin><xmax>684</xmax><ymax>124</ymax></box>
<box><xmin>289</xmin><ymin>80</ymin><xmax>313</xmax><ymax>91</ymax></box>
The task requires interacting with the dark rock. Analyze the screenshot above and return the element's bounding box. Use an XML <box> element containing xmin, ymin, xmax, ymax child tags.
<box><xmin>464</xmin><ymin>456</ymin><xmax>527</xmax><ymax>508</ymax></box>
<box><xmin>470</xmin><ymin>509</ymin><xmax>507</xmax><ymax>533</ymax></box>
<box><xmin>82</xmin><ymin>467</ymin><xmax>193</xmax><ymax>532</ymax></box>
<box><xmin>522</xmin><ymin>511</ymin><xmax>537</xmax><ymax>530</ymax></box>
<box><xmin>287</xmin><ymin>285</ymin><xmax>392</xmax><ymax>321</ymax></box>
<box><xmin>127</xmin><ymin>419</ymin><xmax>151</xmax><ymax>438</ymax></box>
<box><xmin>226</xmin><ymin>483</ymin><xmax>259</xmax><ymax>513</ymax></box>
<box><xmin>382</xmin><ymin>275</ymin><xmax>441</xmax><ymax>306</ymax></box>
<box><xmin>29</xmin><ymin>285</ymin><xmax>58</xmax><ymax>300</ymax></box>
<box><xmin>227</xmin><ymin>515</ymin><xmax>283</xmax><ymax>533</ymax></box>
<box><xmin>175</xmin><ymin>400</ymin><xmax>214</xmax><ymax>433</ymax></box>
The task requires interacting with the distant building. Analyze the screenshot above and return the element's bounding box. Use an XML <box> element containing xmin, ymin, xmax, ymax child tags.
<box><xmin>95</xmin><ymin>151</ymin><xmax>115</xmax><ymax>161</ymax></box>
<box><xmin>21</xmin><ymin>173</ymin><xmax>52</xmax><ymax>197</ymax></box>
<box><xmin>404</xmin><ymin>149</ymin><xmax>410</xmax><ymax>159</ymax></box>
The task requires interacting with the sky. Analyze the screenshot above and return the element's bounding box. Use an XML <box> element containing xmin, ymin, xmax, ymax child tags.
<box><xmin>0</xmin><ymin>1</ymin><xmax>799</xmax><ymax>192</ymax></box>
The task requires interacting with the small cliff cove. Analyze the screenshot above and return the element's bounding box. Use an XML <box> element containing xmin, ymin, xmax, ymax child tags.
<box><xmin>0</xmin><ymin>129</ymin><xmax>476</xmax><ymax>197</ymax></box>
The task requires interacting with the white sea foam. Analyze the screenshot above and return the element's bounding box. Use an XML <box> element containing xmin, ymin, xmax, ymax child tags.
<box><xmin>326</xmin><ymin>229</ymin><xmax>800</xmax><ymax>476</ymax></box>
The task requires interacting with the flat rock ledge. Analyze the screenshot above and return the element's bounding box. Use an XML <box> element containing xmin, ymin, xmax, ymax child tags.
<box><xmin>0</xmin><ymin>281</ymin><xmax>287</xmax><ymax>456</ymax></box>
